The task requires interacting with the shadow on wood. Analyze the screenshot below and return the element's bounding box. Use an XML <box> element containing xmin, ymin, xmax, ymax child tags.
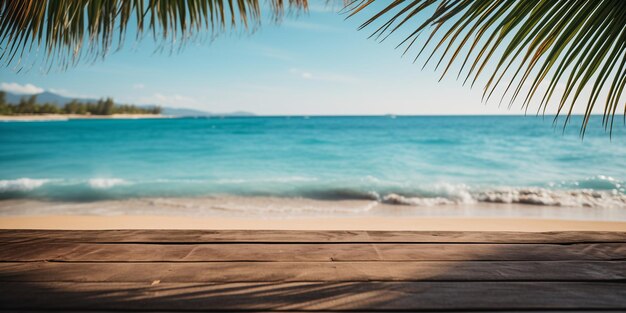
<box><xmin>0</xmin><ymin>230</ymin><xmax>624</xmax><ymax>311</ymax></box>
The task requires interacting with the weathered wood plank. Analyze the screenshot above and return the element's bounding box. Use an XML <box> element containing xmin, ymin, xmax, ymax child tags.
<box><xmin>0</xmin><ymin>230</ymin><xmax>369</xmax><ymax>244</ymax></box>
<box><xmin>374</xmin><ymin>243</ymin><xmax>626</xmax><ymax>261</ymax></box>
<box><xmin>7</xmin><ymin>311</ymin><xmax>616</xmax><ymax>313</ymax></box>
<box><xmin>0</xmin><ymin>242</ymin><xmax>377</xmax><ymax>262</ymax></box>
<box><xmin>1</xmin><ymin>229</ymin><xmax>625</xmax><ymax>243</ymax></box>
<box><xmin>1</xmin><ymin>282</ymin><xmax>624</xmax><ymax>310</ymax></box>
<box><xmin>367</xmin><ymin>230</ymin><xmax>626</xmax><ymax>243</ymax></box>
<box><xmin>6</xmin><ymin>311</ymin><xmax>616</xmax><ymax>313</ymax></box>
<box><xmin>1</xmin><ymin>242</ymin><xmax>624</xmax><ymax>262</ymax></box>
<box><xmin>0</xmin><ymin>261</ymin><xmax>624</xmax><ymax>282</ymax></box>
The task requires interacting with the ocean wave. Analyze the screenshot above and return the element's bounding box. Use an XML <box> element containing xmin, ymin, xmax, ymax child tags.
<box><xmin>0</xmin><ymin>176</ymin><xmax>624</xmax><ymax>209</ymax></box>
<box><xmin>382</xmin><ymin>194</ymin><xmax>458</xmax><ymax>206</ymax></box>
<box><xmin>215</xmin><ymin>176</ymin><xmax>319</xmax><ymax>184</ymax></box>
<box><xmin>476</xmin><ymin>188</ymin><xmax>626</xmax><ymax>208</ymax></box>
<box><xmin>549</xmin><ymin>175</ymin><xmax>625</xmax><ymax>192</ymax></box>
<box><xmin>298</xmin><ymin>188</ymin><xmax>382</xmax><ymax>201</ymax></box>
<box><xmin>379</xmin><ymin>188</ymin><xmax>626</xmax><ymax>209</ymax></box>
<box><xmin>0</xmin><ymin>178</ymin><xmax>50</xmax><ymax>191</ymax></box>
<box><xmin>87</xmin><ymin>178</ymin><xmax>129</xmax><ymax>189</ymax></box>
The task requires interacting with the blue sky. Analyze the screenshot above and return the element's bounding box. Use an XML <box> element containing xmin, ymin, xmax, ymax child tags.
<box><xmin>0</xmin><ymin>3</ymin><xmax>587</xmax><ymax>115</ymax></box>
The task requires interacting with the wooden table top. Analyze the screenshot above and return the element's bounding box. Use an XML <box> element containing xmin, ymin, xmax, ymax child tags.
<box><xmin>0</xmin><ymin>229</ymin><xmax>624</xmax><ymax>312</ymax></box>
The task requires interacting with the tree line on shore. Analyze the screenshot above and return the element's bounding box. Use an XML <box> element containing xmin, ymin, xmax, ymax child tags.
<box><xmin>0</xmin><ymin>91</ymin><xmax>161</xmax><ymax>115</ymax></box>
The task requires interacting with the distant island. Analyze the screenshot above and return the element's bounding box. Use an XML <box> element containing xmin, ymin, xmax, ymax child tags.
<box><xmin>0</xmin><ymin>91</ymin><xmax>256</xmax><ymax>118</ymax></box>
<box><xmin>0</xmin><ymin>91</ymin><xmax>160</xmax><ymax>116</ymax></box>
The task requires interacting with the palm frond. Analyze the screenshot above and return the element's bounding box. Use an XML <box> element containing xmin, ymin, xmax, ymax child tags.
<box><xmin>346</xmin><ymin>0</ymin><xmax>626</xmax><ymax>135</ymax></box>
<box><xmin>0</xmin><ymin>0</ymin><xmax>308</xmax><ymax>69</ymax></box>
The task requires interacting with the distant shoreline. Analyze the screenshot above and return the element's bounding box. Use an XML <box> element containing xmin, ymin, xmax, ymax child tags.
<box><xmin>0</xmin><ymin>114</ymin><xmax>170</xmax><ymax>121</ymax></box>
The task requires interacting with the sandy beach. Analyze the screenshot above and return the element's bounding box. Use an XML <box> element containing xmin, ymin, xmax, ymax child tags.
<box><xmin>0</xmin><ymin>114</ymin><xmax>170</xmax><ymax>121</ymax></box>
<box><xmin>1</xmin><ymin>215</ymin><xmax>625</xmax><ymax>231</ymax></box>
<box><xmin>1</xmin><ymin>196</ymin><xmax>625</xmax><ymax>231</ymax></box>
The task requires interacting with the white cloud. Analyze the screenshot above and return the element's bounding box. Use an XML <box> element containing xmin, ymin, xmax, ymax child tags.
<box><xmin>289</xmin><ymin>68</ymin><xmax>357</xmax><ymax>83</ymax></box>
<box><xmin>0</xmin><ymin>82</ymin><xmax>44</xmax><ymax>95</ymax></box>
<box><xmin>133</xmin><ymin>83</ymin><xmax>145</xmax><ymax>90</ymax></box>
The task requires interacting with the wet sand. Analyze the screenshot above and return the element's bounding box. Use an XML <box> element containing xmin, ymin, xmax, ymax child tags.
<box><xmin>0</xmin><ymin>215</ymin><xmax>624</xmax><ymax>231</ymax></box>
<box><xmin>1</xmin><ymin>197</ymin><xmax>624</xmax><ymax>231</ymax></box>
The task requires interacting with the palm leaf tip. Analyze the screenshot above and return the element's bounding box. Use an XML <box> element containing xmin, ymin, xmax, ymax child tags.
<box><xmin>346</xmin><ymin>0</ymin><xmax>626</xmax><ymax>135</ymax></box>
<box><xmin>0</xmin><ymin>0</ymin><xmax>309</xmax><ymax>69</ymax></box>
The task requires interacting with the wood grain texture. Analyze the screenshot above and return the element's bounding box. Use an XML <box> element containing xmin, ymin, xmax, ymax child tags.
<box><xmin>5</xmin><ymin>311</ymin><xmax>613</xmax><ymax>313</ymax></box>
<box><xmin>1</xmin><ymin>242</ymin><xmax>624</xmax><ymax>262</ymax></box>
<box><xmin>0</xmin><ymin>230</ymin><xmax>624</xmax><ymax>311</ymax></box>
<box><xmin>1</xmin><ymin>282</ymin><xmax>625</xmax><ymax>310</ymax></box>
<box><xmin>1</xmin><ymin>230</ymin><xmax>625</xmax><ymax>243</ymax></box>
<box><xmin>0</xmin><ymin>261</ymin><xmax>624</xmax><ymax>282</ymax></box>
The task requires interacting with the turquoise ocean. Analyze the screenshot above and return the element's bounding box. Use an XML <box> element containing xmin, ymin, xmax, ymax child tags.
<box><xmin>1</xmin><ymin>116</ymin><xmax>625</xmax><ymax>211</ymax></box>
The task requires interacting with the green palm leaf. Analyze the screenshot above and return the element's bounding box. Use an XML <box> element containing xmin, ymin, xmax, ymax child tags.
<box><xmin>0</xmin><ymin>0</ymin><xmax>308</xmax><ymax>69</ymax></box>
<box><xmin>346</xmin><ymin>0</ymin><xmax>626</xmax><ymax>135</ymax></box>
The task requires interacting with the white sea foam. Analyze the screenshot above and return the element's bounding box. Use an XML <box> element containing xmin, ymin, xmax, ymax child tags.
<box><xmin>381</xmin><ymin>183</ymin><xmax>477</xmax><ymax>206</ymax></box>
<box><xmin>0</xmin><ymin>178</ymin><xmax>49</xmax><ymax>191</ymax></box>
<box><xmin>2</xmin><ymin>175</ymin><xmax>624</xmax><ymax>210</ymax></box>
<box><xmin>476</xmin><ymin>188</ymin><xmax>626</xmax><ymax>208</ymax></box>
<box><xmin>430</xmin><ymin>183</ymin><xmax>476</xmax><ymax>203</ymax></box>
<box><xmin>88</xmin><ymin>178</ymin><xmax>129</xmax><ymax>189</ymax></box>
<box><xmin>381</xmin><ymin>188</ymin><xmax>626</xmax><ymax>208</ymax></box>
<box><xmin>383</xmin><ymin>194</ymin><xmax>456</xmax><ymax>206</ymax></box>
